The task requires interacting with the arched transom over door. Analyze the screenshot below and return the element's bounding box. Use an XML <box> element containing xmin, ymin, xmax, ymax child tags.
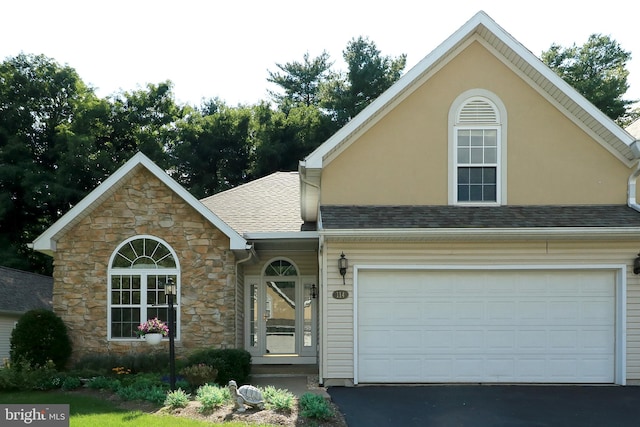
<box><xmin>245</xmin><ymin>259</ymin><xmax>317</xmax><ymax>364</ymax></box>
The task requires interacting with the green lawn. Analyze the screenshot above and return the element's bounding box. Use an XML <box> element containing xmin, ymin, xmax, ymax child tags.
<box><xmin>0</xmin><ymin>391</ymin><xmax>270</xmax><ymax>427</ymax></box>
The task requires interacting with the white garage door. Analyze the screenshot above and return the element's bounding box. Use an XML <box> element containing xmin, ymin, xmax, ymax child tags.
<box><xmin>357</xmin><ymin>269</ymin><xmax>615</xmax><ymax>383</ymax></box>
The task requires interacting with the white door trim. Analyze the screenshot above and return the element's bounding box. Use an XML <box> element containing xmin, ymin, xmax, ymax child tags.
<box><xmin>353</xmin><ymin>264</ymin><xmax>626</xmax><ymax>385</ymax></box>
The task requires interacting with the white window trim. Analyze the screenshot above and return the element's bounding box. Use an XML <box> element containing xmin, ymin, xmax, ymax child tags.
<box><xmin>448</xmin><ymin>89</ymin><xmax>508</xmax><ymax>205</ymax></box>
<box><xmin>107</xmin><ymin>235</ymin><xmax>181</xmax><ymax>341</ymax></box>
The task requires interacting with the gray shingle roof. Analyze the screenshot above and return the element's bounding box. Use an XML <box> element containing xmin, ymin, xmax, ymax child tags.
<box><xmin>320</xmin><ymin>205</ymin><xmax>640</xmax><ymax>229</ymax></box>
<box><xmin>201</xmin><ymin>172</ymin><xmax>315</xmax><ymax>235</ymax></box>
<box><xmin>0</xmin><ymin>267</ymin><xmax>53</xmax><ymax>313</ymax></box>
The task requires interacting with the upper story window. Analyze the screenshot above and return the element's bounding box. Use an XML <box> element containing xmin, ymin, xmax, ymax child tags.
<box><xmin>449</xmin><ymin>90</ymin><xmax>506</xmax><ymax>205</ymax></box>
<box><xmin>108</xmin><ymin>236</ymin><xmax>180</xmax><ymax>340</ymax></box>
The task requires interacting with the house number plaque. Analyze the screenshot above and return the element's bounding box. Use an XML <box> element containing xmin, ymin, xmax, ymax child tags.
<box><xmin>332</xmin><ymin>290</ymin><xmax>349</xmax><ymax>299</ymax></box>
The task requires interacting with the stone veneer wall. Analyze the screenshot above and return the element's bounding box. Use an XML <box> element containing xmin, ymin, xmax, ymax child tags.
<box><xmin>52</xmin><ymin>167</ymin><xmax>238</xmax><ymax>364</ymax></box>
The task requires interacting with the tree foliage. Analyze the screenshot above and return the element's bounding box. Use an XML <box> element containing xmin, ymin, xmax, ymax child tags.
<box><xmin>541</xmin><ymin>34</ymin><xmax>634</xmax><ymax>122</ymax></box>
<box><xmin>267</xmin><ymin>51</ymin><xmax>333</xmax><ymax>107</ymax></box>
<box><xmin>171</xmin><ymin>100</ymin><xmax>253</xmax><ymax>198</ymax></box>
<box><xmin>10</xmin><ymin>309</ymin><xmax>72</xmax><ymax>370</ymax></box>
<box><xmin>322</xmin><ymin>36</ymin><xmax>406</xmax><ymax>126</ymax></box>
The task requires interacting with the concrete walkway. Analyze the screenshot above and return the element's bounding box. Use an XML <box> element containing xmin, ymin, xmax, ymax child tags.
<box><xmin>248</xmin><ymin>365</ymin><xmax>330</xmax><ymax>399</ymax></box>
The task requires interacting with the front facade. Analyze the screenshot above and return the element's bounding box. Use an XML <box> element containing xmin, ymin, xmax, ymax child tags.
<box><xmin>33</xmin><ymin>12</ymin><xmax>640</xmax><ymax>385</ymax></box>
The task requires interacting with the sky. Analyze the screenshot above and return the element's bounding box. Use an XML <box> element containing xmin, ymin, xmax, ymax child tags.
<box><xmin>2</xmin><ymin>0</ymin><xmax>640</xmax><ymax>107</ymax></box>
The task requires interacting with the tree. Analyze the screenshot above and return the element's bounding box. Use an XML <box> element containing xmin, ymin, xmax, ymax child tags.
<box><xmin>171</xmin><ymin>99</ymin><xmax>253</xmax><ymax>198</ymax></box>
<box><xmin>541</xmin><ymin>34</ymin><xmax>634</xmax><ymax>122</ymax></box>
<box><xmin>323</xmin><ymin>37</ymin><xmax>406</xmax><ymax>126</ymax></box>
<box><xmin>267</xmin><ymin>51</ymin><xmax>333</xmax><ymax>107</ymax></box>
<box><xmin>251</xmin><ymin>102</ymin><xmax>334</xmax><ymax>176</ymax></box>
<box><xmin>100</xmin><ymin>81</ymin><xmax>182</xmax><ymax>168</ymax></box>
<box><xmin>0</xmin><ymin>54</ymin><xmax>97</xmax><ymax>274</ymax></box>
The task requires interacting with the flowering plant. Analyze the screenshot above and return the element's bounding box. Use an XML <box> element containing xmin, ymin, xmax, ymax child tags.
<box><xmin>136</xmin><ymin>317</ymin><xmax>169</xmax><ymax>337</ymax></box>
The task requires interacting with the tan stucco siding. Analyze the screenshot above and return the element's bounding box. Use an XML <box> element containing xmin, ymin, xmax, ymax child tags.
<box><xmin>53</xmin><ymin>168</ymin><xmax>236</xmax><ymax>363</ymax></box>
<box><xmin>322</xmin><ymin>240</ymin><xmax>640</xmax><ymax>383</ymax></box>
<box><xmin>321</xmin><ymin>41</ymin><xmax>631</xmax><ymax>206</ymax></box>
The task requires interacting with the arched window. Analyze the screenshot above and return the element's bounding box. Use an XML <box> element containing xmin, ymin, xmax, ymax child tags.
<box><xmin>449</xmin><ymin>90</ymin><xmax>507</xmax><ymax>204</ymax></box>
<box><xmin>108</xmin><ymin>236</ymin><xmax>180</xmax><ymax>340</ymax></box>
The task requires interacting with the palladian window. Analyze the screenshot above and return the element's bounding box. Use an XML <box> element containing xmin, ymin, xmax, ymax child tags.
<box><xmin>108</xmin><ymin>236</ymin><xmax>180</xmax><ymax>340</ymax></box>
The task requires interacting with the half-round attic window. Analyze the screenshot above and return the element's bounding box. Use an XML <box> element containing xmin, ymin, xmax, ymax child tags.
<box><xmin>457</xmin><ymin>97</ymin><xmax>499</xmax><ymax>124</ymax></box>
<box><xmin>111</xmin><ymin>237</ymin><xmax>176</xmax><ymax>269</ymax></box>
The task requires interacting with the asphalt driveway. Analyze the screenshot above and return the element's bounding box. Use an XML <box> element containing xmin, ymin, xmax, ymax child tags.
<box><xmin>328</xmin><ymin>385</ymin><xmax>640</xmax><ymax>427</ymax></box>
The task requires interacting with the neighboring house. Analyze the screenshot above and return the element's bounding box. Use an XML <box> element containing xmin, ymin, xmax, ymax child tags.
<box><xmin>0</xmin><ymin>267</ymin><xmax>53</xmax><ymax>362</ymax></box>
<box><xmin>31</xmin><ymin>11</ymin><xmax>640</xmax><ymax>385</ymax></box>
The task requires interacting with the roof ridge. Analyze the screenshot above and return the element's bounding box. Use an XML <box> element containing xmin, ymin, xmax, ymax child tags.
<box><xmin>200</xmin><ymin>171</ymin><xmax>299</xmax><ymax>202</ymax></box>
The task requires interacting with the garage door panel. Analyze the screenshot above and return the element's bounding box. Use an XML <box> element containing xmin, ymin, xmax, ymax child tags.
<box><xmin>358</xmin><ymin>269</ymin><xmax>615</xmax><ymax>383</ymax></box>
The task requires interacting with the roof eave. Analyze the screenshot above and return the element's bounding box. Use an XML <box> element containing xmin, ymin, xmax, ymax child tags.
<box><xmin>319</xmin><ymin>227</ymin><xmax>640</xmax><ymax>241</ymax></box>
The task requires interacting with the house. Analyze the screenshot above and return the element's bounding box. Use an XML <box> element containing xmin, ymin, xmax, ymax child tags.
<box><xmin>0</xmin><ymin>267</ymin><xmax>53</xmax><ymax>362</ymax></box>
<box><xmin>31</xmin><ymin>11</ymin><xmax>640</xmax><ymax>385</ymax></box>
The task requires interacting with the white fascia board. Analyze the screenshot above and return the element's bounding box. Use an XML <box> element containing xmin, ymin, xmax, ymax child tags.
<box><xmin>243</xmin><ymin>231</ymin><xmax>319</xmax><ymax>240</ymax></box>
<box><xmin>32</xmin><ymin>152</ymin><xmax>248</xmax><ymax>253</ymax></box>
<box><xmin>319</xmin><ymin>227</ymin><xmax>640</xmax><ymax>241</ymax></box>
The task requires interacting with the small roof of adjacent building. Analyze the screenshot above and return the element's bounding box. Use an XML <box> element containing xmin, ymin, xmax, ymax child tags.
<box><xmin>0</xmin><ymin>267</ymin><xmax>53</xmax><ymax>314</ymax></box>
<box><xmin>201</xmin><ymin>172</ymin><xmax>311</xmax><ymax>235</ymax></box>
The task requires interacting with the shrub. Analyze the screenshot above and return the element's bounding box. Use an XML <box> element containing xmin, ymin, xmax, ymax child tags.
<box><xmin>196</xmin><ymin>384</ymin><xmax>230</xmax><ymax>412</ymax></box>
<box><xmin>73</xmin><ymin>353</ymin><xmax>170</xmax><ymax>375</ymax></box>
<box><xmin>165</xmin><ymin>388</ymin><xmax>190</xmax><ymax>409</ymax></box>
<box><xmin>87</xmin><ymin>376</ymin><xmax>120</xmax><ymax>391</ymax></box>
<box><xmin>0</xmin><ymin>359</ymin><xmax>59</xmax><ymax>391</ymax></box>
<box><xmin>262</xmin><ymin>386</ymin><xmax>295</xmax><ymax>412</ymax></box>
<box><xmin>179</xmin><ymin>363</ymin><xmax>218</xmax><ymax>387</ymax></box>
<box><xmin>299</xmin><ymin>393</ymin><xmax>334</xmax><ymax>419</ymax></box>
<box><xmin>10</xmin><ymin>309</ymin><xmax>72</xmax><ymax>370</ymax></box>
<box><xmin>143</xmin><ymin>386</ymin><xmax>170</xmax><ymax>405</ymax></box>
<box><xmin>186</xmin><ymin>348</ymin><xmax>251</xmax><ymax>385</ymax></box>
<box><xmin>61</xmin><ymin>376</ymin><xmax>82</xmax><ymax>391</ymax></box>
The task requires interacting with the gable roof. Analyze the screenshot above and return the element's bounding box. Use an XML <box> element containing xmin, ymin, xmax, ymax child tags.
<box><xmin>31</xmin><ymin>152</ymin><xmax>248</xmax><ymax>255</ymax></box>
<box><xmin>0</xmin><ymin>267</ymin><xmax>52</xmax><ymax>314</ymax></box>
<box><xmin>299</xmin><ymin>11</ymin><xmax>640</xmax><ymax>221</ymax></box>
<box><xmin>303</xmin><ymin>11</ymin><xmax>638</xmax><ymax>170</ymax></box>
<box><xmin>201</xmin><ymin>171</ymin><xmax>314</xmax><ymax>235</ymax></box>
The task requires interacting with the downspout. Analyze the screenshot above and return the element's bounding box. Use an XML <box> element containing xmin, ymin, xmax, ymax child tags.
<box><xmin>235</xmin><ymin>244</ymin><xmax>256</xmax><ymax>348</ymax></box>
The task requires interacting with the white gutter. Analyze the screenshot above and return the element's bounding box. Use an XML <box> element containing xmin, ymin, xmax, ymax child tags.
<box><xmin>628</xmin><ymin>156</ymin><xmax>640</xmax><ymax>213</ymax></box>
<box><xmin>320</xmin><ymin>227</ymin><xmax>640</xmax><ymax>241</ymax></box>
<box><xmin>243</xmin><ymin>231</ymin><xmax>319</xmax><ymax>240</ymax></box>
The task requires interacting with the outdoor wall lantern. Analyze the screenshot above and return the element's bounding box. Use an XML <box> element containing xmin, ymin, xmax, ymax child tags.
<box><xmin>634</xmin><ymin>253</ymin><xmax>640</xmax><ymax>274</ymax></box>
<box><xmin>310</xmin><ymin>284</ymin><xmax>318</xmax><ymax>299</ymax></box>
<box><xmin>165</xmin><ymin>278</ymin><xmax>177</xmax><ymax>391</ymax></box>
<box><xmin>339</xmin><ymin>252</ymin><xmax>349</xmax><ymax>285</ymax></box>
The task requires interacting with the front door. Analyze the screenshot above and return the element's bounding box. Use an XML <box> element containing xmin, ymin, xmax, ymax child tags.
<box><xmin>245</xmin><ymin>259</ymin><xmax>317</xmax><ymax>364</ymax></box>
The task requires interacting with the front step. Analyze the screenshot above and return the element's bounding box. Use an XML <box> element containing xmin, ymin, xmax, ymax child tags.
<box><xmin>251</xmin><ymin>364</ymin><xmax>318</xmax><ymax>377</ymax></box>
